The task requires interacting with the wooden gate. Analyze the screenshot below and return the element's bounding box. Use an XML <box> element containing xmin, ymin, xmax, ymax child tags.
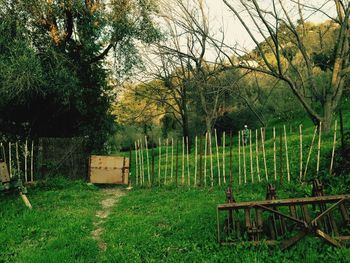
<box><xmin>89</xmin><ymin>155</ymin><xmax>129</xmax><ymax>184</ymax></box>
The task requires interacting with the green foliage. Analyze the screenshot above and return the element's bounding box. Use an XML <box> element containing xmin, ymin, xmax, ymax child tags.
<box><xmin>0</xmin><ymin>0</ymin><xmax>161</xmax><ymax>151</ymax></box>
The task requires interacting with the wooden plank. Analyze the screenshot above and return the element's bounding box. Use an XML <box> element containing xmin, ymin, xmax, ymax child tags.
<box><xmin>89</xmin><ymin>155</ymin><xmax>129</xmax><ymax>184</ymax></box>
<box><xmin>0</xmin><ymin>161</ymin><xmax>10</xmax><ymax>183</ymax></box>
<box><xmin>218</xmin><ymin>195</ymin><xmax>350</xmax><ymax>210</ymax></box>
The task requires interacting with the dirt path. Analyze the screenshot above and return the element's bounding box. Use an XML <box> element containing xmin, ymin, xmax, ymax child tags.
<box><xmin>91</xmin><ymin>188</ymin><xmax>126</xmax><ymax>252</ymax></box>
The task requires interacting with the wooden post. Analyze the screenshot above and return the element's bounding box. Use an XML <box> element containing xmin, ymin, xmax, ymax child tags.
<box><xmin>0</xmin><ymin>143</ymin><xmax>6</xmax><ymax>164</ymax></box>
<box><xmin>175</xmin><ymin>139</ymin><xmax>179</xmax><ymax>186</ymax></box>
<box><xmin>214</xmin><ymin>129</ymin><xmax>221</xmax><ymax>186</ymax></box>
<box><xmin>339</xmin><ymin>109</ymin><xmax>345</xmax><ymax>152</ymax></box>
<box><xmin>303</xmin><ymin>126</ymin><xmax>318</xmax><ymax>180</ymax></box>
<box><xmin>255</xmin><ymin>129</ymin><xmax>261</xmax><ymax>182</ymax></box>
<box><xmin>128</xmin><ymin>146</ymin><xmax>132</xmax><ymax>188</ymax></box>
<box><xmin>152</xmin><ymin>146</ymin><xmax>155</xmax><ymax>185</ymax></box>
<box><xmin>279</xmin><ymin>129</ymin><xmax>283</xmax><ymax>184</ymax></box>
<box><xmin>209</xmin><ymin>132</ymin><xmax>214</xmax><ymax>187</ymax></box>
<box><xmin>199</xmin><ymin>134</ymin><xmax>203</xmax><ymax>187</ymax></box>
<box><xmin>284</xmin><ymin>125</ymin><xmax>290</xmax><ymax>182</ymax></box>
<box><xmin>158</xmin><ymin>138</ymin><xmax>162</xmax><ymax>186</ymax></box>
<box><xmin>261</xmin><ymin>128</ymin><xmax>268</xmax><ymax>181</ymax></box>
<box><xmin>330</xmin><ymin>121</ymin><xmax>338</xmax><ymax>175</ymax></box>
<box><xmin>222</xmin><ymin>131</ymin><xmax>226</xmax><ymax>184</ymax></box>
<box><xmin>165</xmin><ymin>138</ymin><xmax>169</xmax><ymax>184</ymax></box>
<box><xmin>30</xmin><ymin>140</ymin><xmax>34</xmax><ymax>182</ymax></box>
<box><xmin>171</xmin><ymin>138</ymin><xmax>174</xmax><ymax>182</ymax></box>
<box><xmin>299</xmin><ymin>125</ymin><xmax>303</xmax><ymax>181</ymax></box>
<box><xmin>241</xmin><ymin>130</ymin><xmax>247</xmax><ymax>184</ymax></box>
<box><xmin>186</xmin><ymin>136</ymin><xmax>190</xmax><ymax>186</ymax></box>
<box><xmin>194</xmin><ymin>135</ymin><xmax>198</xmax><ymax>186</ymax></box>
<box><xmin>182</xmin><ymin>136</ymin><xmax>185</xmax><ymax>185</ymax></box>
<box><xmin>273</xmin><ymin>127</ymin><xmax>277</xmax><ymax>181</ymax></box>
<box><xmin>316</xmin><ymin>122</ymin><xmax>322</xmax><ymax>177</ymax></box>
<box><xmin>134</xmin><ymin>141</ymin><xmax>139</xmax><ymax>186</ymax></box>
<box><xmin>24</xmin><ymin>140</ymin><xmax>28</xmax><ymax>183</ymax></box>
<box><xmin>238</xmin><ymin>131</ymin><xmax>241</xmax><ymax>185</ymax></box>
<box><xmin>145</xmin><ymin>136</ymin><xmax>150</xmax><ymax>185</ymax></box>
<box><xmin>249</xmin><ymin>129</ymin><xmax>254</xmax><ymax>183</ymax></box>
<box><xmin>204</xmin><ymin>132</ymin><xmax>207</xmax><ymax>186</ymax></box>
<box><xmin>9</xmin><ymin>142</ymin><xmax>12</xmax><ymax>178</ymax></box>
<box><xmin>140</xmin><ymin>140</ymin><xmax>145</xmax><ymax>185</ymax></box>
<box><xmin>229</xmin><ymin>131</ymin><xmax>233</xmax><ymax>187</ymax></box>
<box><xmin>16</xmin><ymin>142</ymin><xmax>20</xmax><ymax>178</ymax></box>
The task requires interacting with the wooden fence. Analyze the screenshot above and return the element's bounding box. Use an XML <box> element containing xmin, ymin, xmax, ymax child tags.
<box><xmin>132</xmin><ymin>122</ymin><xmax>339</xmax><ymax>188</ymax></box>
<box><xmin>0</xmin><ymin>137</ymin><xmax>89</xmax><ymax>183</ymax></box>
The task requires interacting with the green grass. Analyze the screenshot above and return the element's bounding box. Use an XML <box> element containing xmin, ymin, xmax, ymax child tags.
<box><xmin>102</xmin><ymin>186</ymin><xmax>350</xmax><ymax>263</ymax></box>
<box><xmin>0</xmin><ymin>178</ymin><xmax>103</xmax><ymax>262</ymax></box>
<box><xmin>1</xmin><ymin>178</ymin><xmax>350</xmax><ymax>262</ymax></box>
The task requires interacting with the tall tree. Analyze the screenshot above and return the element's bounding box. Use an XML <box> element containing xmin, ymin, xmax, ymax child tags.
<box><xmin>219</xmin><ymin>0</ymin><xmax>350</xmax><ymax>132</ymax></box>
<box><xmin>0</xmin><ymin>0</ymin><xmax>160</xmax><ymax>149</ymax></box>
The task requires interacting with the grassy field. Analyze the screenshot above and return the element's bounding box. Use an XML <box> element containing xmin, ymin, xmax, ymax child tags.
<box><xmin>1</xmin><ymin>177</ymin><xmax>350</xmax><ymax>262</ymax></box>
<box><xmin>1</xmin><ymin>112</ymin><xmax>350</xmax><ymax>262</ymax></box>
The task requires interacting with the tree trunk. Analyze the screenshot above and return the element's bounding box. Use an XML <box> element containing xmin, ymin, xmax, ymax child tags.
<box><xmin>322</xmin><ymin>98</ymin><xmax>334</xmax><ymax>133</ymax></box>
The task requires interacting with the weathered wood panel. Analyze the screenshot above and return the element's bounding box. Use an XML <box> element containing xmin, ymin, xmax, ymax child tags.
<box><xmin>89</xmin><ymin>155</ymin><xmax>129</xmax><ymax>184</ymax></box>
<box><xmin>0</xmin><ymin>162</ymin><xmax>10</xmax><ymax>183</ymax></box>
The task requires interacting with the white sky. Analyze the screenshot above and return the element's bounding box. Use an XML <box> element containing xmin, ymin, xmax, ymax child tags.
<box><xmin>205</xmin><ymin>0</ymin><xmax>336</xmax><ymax>50</ymax></box>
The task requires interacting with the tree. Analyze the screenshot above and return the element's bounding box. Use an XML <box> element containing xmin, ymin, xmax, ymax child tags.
<box><xmin>0</xmin><ymin>0</ymin><xmax>160</xmax><ymax>149</ymax></box>
<box><xmin>219</xmin><ymin>0</ymin><xmax>350</xmax><ymax>132</ymax></box>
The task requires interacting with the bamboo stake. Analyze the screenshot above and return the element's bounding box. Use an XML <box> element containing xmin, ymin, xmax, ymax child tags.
<box><xmin>182</xmin><ymin>136</ymin><xmax>185</xmax><ymax>185</ymax></box>
<box><xmin>299</xmin><ymin>125</ymin><xmax>303</xmax><ymax>181</ymax></box>
<box><xmin>145</xmin><ymin>136</ymin><xmax>150</xmax><ymax>185</ymax></box>
<box><xmin>186</xmin><ymin>136</ymin><xmax>190</xmax><ymax>186</ymax></box>
<box><xmin>238</xmin><ymin>131</ymin><xmax>241</xmax><ymax>185</ymax></box>
<box><xmin>24</xmin><ymin>140</ymin><xmax>28</xmax><ymax>183</ymax></box>
<box><xmin>284</xmin><ymin>125</ymin><xmax>290</xmax><ymax>182</ymax></box>
<box><xmin>303</xmin><ymin>126</ymin><xmax>318</xmax><ymax>180</ymax></box>
<box><xmin>255</xmin><ymin>129</ymin><xmax>261</xmax><ymax>182</ymax></box>
<box><xmin>261</xmin><ymin>128</ymin><xmax>268</xmax><ymax>181</ymax></box>
<box><xmin>280</xmin><ymin>129</ymin><xmax>283</xmax><ymax>184</ymax></box>
<box><xmin>9</xmin><ymin>142</ymin><xmax>12</xmax><ymax>178</ymax></box>
<box><xmin>30</xmin><ymin>140</ymin><xmax>34</xmax><ymax>182</ymax></box>
<box><xmin>1</xmin><ymin>143</ymin><xmax>6</xmax><ymax>164</ymax></box>
<box><xmin>16</xmin><ymin>142</ymin><xmax>20</xmax><ymax>178</ymax></box>
<box><xmin>199</xmin><ymin>135</ymin><xmax>203</xmax><ymax>186</ymax></box>
<box><xmin>330</xmin><ymin>120</ymin><xmax>338</xmax><ymax>175</ymax></box>
<box><xmin>152</xmin><ymin>146</ymin><xmax>155</xmax><ymax>185</ymax></box>
<box><xmin>241</xmin><ymin>130</ymin><xmax>247</xmax><ymax>184</ymax></box>
<box><xmin>158</xmin><ymin>138</ymin><xmax>162</xmax><ymax>186</ymax></box>
<box><xmin>229</xmin><ymin>131</ymin><xmax>233</xmax><ymax>187</ymax></box>
<box><xmin>204</xmin><ymin>132</ymin><xmax>208</xmax><ymax>186</ymax></box>
<box><xmin>194</xmin><ymin>135</ymin><xmax>198</xmax><ymax>186</ymax></box>
<box><xmin>176</xmin><ymin>139</ymin><xmax>179</xmax><ymax>186</ymax></box>
<box><xmin>316</xmin><ymin>122</ymin><xmax>322</xmax><ymax>177</ymax></box>
<box><xmin>134</xmin><ymin>141</ymin><xmax>139</xmax><ymax>186</ymax></box>
<box><xmin>249</xmin><ymin>129</ymin><xmax>254</xmax><ymax>183</ymax></box>
<box><xmin>214</xmin><ymin>129</ymin><xmax>221</xmax><ymax>186</ymax></box>
<box><xmin>165</xmin><ymin>138</ymin><xmax>169</xmax><ymax>184</ymax></box>
<box><xmin>128</xmin><ymin>147</ymin><xmax>132</xmax><ymax>188</ymax></box>
<box><xmin>140</xmin><ymin>140</ymin><xmax>145</xmax><ymax>185</ymax></box>
<box><xmin>273</xmin><ymin>127</ymin><xmax>277</xmax><ymax>181</ymax></box>
<box><xmin>137</xmin><ymin>140</ymin><xmax>141</xmax><ymax>185</ymax></box>
<box><xmin>209</xmin><ymin>132</ymin><xmax>213</xmax><ymax>187</ymax></box>
<box><xmin>222</xmin><ymin>131</ymin><xmax>226</xmax><ymax>184</ymax></box>
<box><xmin>171</xmin><ymin>138</ymin><xmax>174</xmax><ymax>182</ymax></box>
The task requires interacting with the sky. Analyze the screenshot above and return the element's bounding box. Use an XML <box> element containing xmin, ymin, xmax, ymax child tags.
<box><xmin>204</xmin><ymin>0</ymin><xmax>336</xmax><ymax>50</ymax></box>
